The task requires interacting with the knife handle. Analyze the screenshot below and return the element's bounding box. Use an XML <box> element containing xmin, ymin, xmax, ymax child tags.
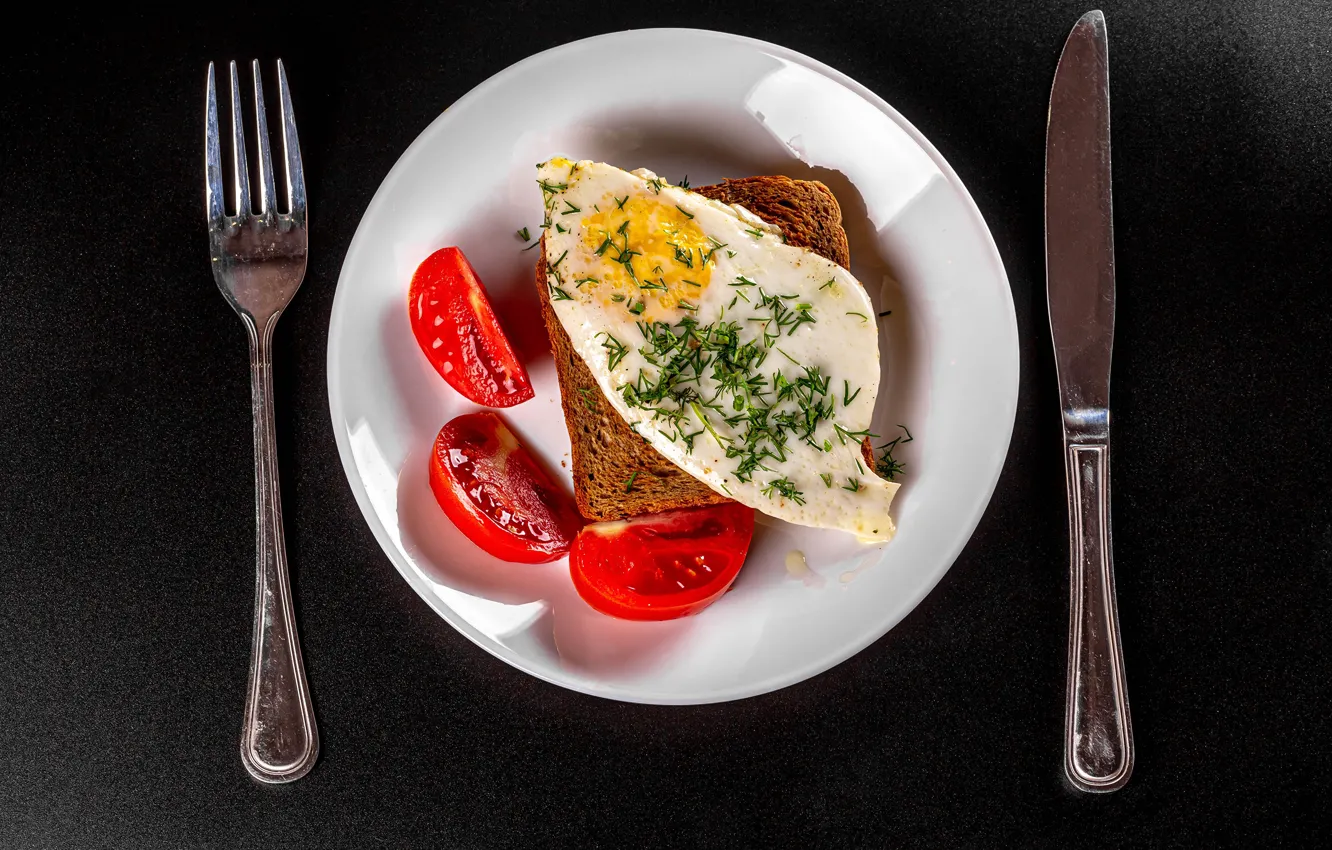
<box><xmin>1063</xmin><ymin>437</ymin><xmax>1134</xmax><ymax>792</ymax></box>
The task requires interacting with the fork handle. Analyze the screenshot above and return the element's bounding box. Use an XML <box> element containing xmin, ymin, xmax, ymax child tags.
<box><xmin>240</xmin><ymin>318</ymin><xmax>319</xmax><ymax>783</ymax></box>
<box><xmin>1063</xmin><ymin>437</ymin><xmax>1133</xmax><ymax>792</ymax></box>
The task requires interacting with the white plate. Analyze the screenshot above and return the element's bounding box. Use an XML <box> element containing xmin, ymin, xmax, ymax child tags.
<box><xmin>328</xmin><ymin>29</ymin><xmax>1018</xmax><ymax>704</ymax></box>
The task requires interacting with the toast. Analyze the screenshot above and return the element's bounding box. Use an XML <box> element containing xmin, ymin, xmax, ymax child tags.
<box><xmin>538</xmin><ymin>175</ymin><xmax>857</xmax><ymax>521</ymax></box>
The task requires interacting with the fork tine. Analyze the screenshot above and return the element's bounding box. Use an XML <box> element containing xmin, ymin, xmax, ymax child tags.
<box><xmin>277</xmin><ymin>59</ymin><xmax>306</xmax><ymax>216</ymax></box>
<box><xmin>205</xmin><ymin>63</ymin><xmax>225</xmax><ymax>222</ymax></box>
<box><xmin>202</xmin><ymin>63</ymin><xmax>223</xmax><ymax>223</ymax></box>
<box><xmin>228</xmin><ymin>60</ymin><xmax>251</xmax><ymax>216</ymax></box>
<box><xmin>251</xmin><ymin>60</ymin><xmax>279</xmax><ymax>216</ymax></box>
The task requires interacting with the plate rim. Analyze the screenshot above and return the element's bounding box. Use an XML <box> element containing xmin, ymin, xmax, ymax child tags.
<box><xmin>327</xmin><ymin>26</ymin><xmax>1020</xmax><ymax>704</ymax></box>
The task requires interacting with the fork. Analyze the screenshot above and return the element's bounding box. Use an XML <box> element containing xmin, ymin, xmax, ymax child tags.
<box><xmin>205</xmin><ymin>59</ymin><xmax>318</xmax><ymax>783</ymax></box>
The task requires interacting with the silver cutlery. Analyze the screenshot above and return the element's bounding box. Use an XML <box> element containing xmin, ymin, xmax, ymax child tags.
<box><xmin>205</xmin><ymin>59</ymin><xmax>318</xmax><ymax>783</ymax></box>
<box><xmin>1045</xmin><ymin>10</ymin><xmax>1134</xmax><ymax>792</ymax></box>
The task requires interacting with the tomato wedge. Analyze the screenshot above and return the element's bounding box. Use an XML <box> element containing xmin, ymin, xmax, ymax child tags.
<box><xmin>569</xmin><ymin>503</ymin><xmax>755</xmax><ymax>620</ymax></box>
<box><xmin>409</xmin><ymin>247</ymin><xmax>534</xmax><ymax>407</ymax></box>
<box><xmin>429</xmin><ymin>412</ymin><xmax>581</xmax><ymax>563</ymax></box>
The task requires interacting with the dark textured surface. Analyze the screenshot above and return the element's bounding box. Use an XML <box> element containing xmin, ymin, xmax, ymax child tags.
<box><xmin>2</xmin><ymin>1</ymin><xmax>1330</xmax><ymax>846</ymax></box>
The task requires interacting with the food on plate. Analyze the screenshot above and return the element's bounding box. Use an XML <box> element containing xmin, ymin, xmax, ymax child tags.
<box><xmin>411</xmin><ymin>159</ymin><xmax>902</xmax><ymax>621</ymax></box>
<box><xmin>429</xmin><ymin>412</ymin><xmax>582</xmax><ymax>563</ymax></box>
<box><xmin>535</xmin><ymin>159</ymin><xmax>899</xmax><ymax>542</ymax></box>
<box><xmin>569</xmin><ymin>503</ymin><xmax>755</xmax><ymax>620</ymax></box>
<box><xmin>409</xmin><ymin>246</ymin><xmax>534</xmax><ymax>408</ymax></box>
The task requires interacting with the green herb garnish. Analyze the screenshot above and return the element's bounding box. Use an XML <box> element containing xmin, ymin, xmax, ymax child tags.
<box><xmin>701</xmin><ymin>238</ymin><xmax>726</xmax><ymax>266</ymax></box>
<box><xmin>834</xmin><ymin>423</ymin><xmax>877</xmax><ymax>445</ymax></box>
<box><xmin>599</xmin><ymin>332</ymin><xmax>629</xmax><ymax>371</ymax></box>
<box><xmin>609</xmin><ymin>309</ymin><xmax>850</xmax><ymax>487</ymax></box>
<box><xmin>874</xmin><ymin>426</ymin><xmax>914</xmax><ymax>481</ymax></box>
<box><xmin>690</xmin><ymin>401</ymin><xmax>730</xmax><ymax>449</ymax></box>
<box><xmin>761</xmin><ymin>476</ymin><xmax>806</xmax><ymax>506</ymax></box>
<box><xmin>670</xmin><ymin>243</ymin><xmax>694</xmax><ymax>268</ymax></box>
<box><xmin>843</xmin><ymin>380</ymin><xmax>861</xmax><ymax>406</ymax></box>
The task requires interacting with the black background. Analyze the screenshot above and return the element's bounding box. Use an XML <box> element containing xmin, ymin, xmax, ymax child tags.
<box><xmin>3</xmin><ymin>1</ymin><xmax>1330</xmax><ymax>846</ymax></box>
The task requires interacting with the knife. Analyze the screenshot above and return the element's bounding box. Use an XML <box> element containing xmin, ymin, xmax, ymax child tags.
<box><xmin>1046</xmin><ymin>9</ymin><xmax>1134</xmax><ymax>793</ymax></box>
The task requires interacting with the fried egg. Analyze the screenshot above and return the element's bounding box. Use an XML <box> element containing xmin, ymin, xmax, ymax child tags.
<box><xmin>537</xmin><ymin>159</ymin><xmax>899</xmax><ymax>541</ymax></box>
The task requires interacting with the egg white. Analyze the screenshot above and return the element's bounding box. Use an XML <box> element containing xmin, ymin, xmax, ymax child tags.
<box><xmin>538</xmin><ymin>159</ymin><xmax>898</xmax><ymax>541</ymax></box>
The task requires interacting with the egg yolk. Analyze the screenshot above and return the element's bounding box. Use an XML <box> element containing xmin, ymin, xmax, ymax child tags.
<box><xmin>578</xmin><ymin>197</ymin><xmax>715</xmax><ymax>318</ymax></box>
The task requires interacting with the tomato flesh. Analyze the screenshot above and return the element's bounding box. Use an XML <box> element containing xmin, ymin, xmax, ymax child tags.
<box><xmin>570</xmin><ymin>503</ymin><xmax>755</xmax><ymax>620</ymax></box>
<box><xmin>429</xmin><ymin>412</ymin><xmax>580</xmax><ymax>563</ymax></box>
<box><xmin>409</xmin><ymin>247</ymin><xmax>534</xmax><ymax>407</ymax></box>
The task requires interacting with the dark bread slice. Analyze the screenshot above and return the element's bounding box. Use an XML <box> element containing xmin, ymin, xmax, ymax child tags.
<box><xmin>697</xmin><ymin>176</ymin><xmax>851</xmax><ymax>270</ymax></box>
<box><xmin>538</xmin><ymin>175</ymin><xmax>859</xmax><ymax>521</ymax></box>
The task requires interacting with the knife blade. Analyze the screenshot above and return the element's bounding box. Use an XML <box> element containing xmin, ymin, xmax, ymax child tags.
<box><xmin>1045</xmin><ymin>9</ymin><xmax>1134</xmax><ymax>793</ymax></box>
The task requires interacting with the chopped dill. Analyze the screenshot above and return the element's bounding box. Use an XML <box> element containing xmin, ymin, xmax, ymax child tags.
<box><xmin>598</xmin><ymin>332</ymin><xmax>629</xmax><ymax>371</ymax></box>
<box><xmin>761</xmin><ymin>476</ymin><xmax>806</xmax><ymax>506</ymax></box>
<box><xmin>874</xmin><ymin>425</ymin><xmax>914</xmax><ymax>481</ymax></box>
<box><xmin>843</xmin><ymin>380</ymin><xmax>861</xmax><ymax>406</ymax></box>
